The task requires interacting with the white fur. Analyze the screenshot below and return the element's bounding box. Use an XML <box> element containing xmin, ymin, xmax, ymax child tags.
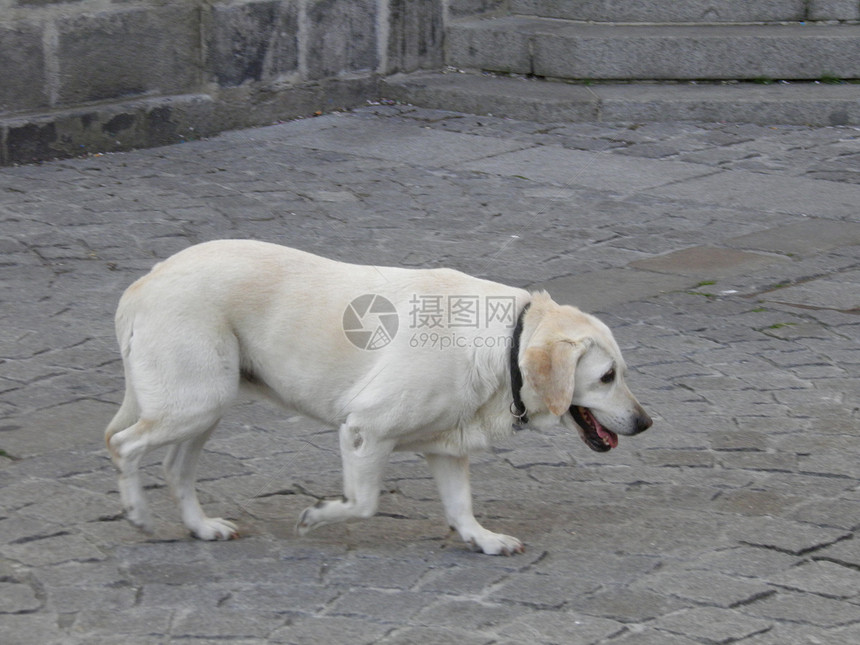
<box><xmin>106</xmin><ymin>240</ymin><xmax>650</xmax><ymax>554</ymax></box>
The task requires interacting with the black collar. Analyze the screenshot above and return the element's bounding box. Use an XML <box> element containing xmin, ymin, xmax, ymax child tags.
<box><xmin>509</xmin><ymin>302</ymin><xmax>531</xmax><ymax>426</ymax></box>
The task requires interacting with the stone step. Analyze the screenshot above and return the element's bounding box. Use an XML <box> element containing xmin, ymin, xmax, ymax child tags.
<box><xmin>509</xmin><ymin>0</ymin><xmax>859</xmax><ymax>23</ymax></box>
<box><xmin>448</xmin><ymin>16</ymin><xmax>860</xmax><ymax>81</ymax></box>
<box><xmin>381</xmin><ymin>71</ymin><xmax>860</xmax><ymax>126</ymax></box>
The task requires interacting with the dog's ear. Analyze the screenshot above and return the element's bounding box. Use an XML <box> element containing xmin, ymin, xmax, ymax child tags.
<box><xmin>522</xmin><ymin>340</ymin><xmax>588</xmax><ymax>417</ymax></box>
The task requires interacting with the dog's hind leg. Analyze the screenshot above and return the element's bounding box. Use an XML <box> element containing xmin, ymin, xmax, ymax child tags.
<box><xmin>109</xmin><ymin>409</ymin><xmax>230</xmax><ymax>536</ymax></box>
<box><xmin>107</xmin><ymin>417</ymin><xmax>160</xmax><ymax>533</ymax></box>
<box><xmin>163</xmin><ymin>425</ymin><xmax>237</xmax><ymax>540</ymax></box>
<box><xmin>425</xmin><ymin>453</ymin><xmax>524</xmax><ymax>555</ymax></box>
<box><xmin>296</xmin><ymin>423</ymin><xmax>394</xmax><ymax>535</ymax></box>
<box><xmin>108</xmin><ymin>316</ymin><xmax>240</xmax><ymax>537</ymax></box>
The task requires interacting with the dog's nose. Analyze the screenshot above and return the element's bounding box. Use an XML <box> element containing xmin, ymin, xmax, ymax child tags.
<box><xmin>635</xmin><ymin>412</ymin><xmax>653</xmax><ymax>434</ymax></box>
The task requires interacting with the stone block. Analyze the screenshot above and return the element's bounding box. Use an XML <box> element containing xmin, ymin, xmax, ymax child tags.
<box><xmin>4</xmin><ymin>120</ymin><xmax>58</xmax><ymax>165</ymax></box>
<box><xmin>305</xmin><ymin>0</ymin><xmax>378</xmax><ymax>80</ymax></box>
<box><xmin>386</xmin><ymin>0</ymin><xmax>444</xmax><ymax>73</ymax></box>
<box><xmin>809</xmin><ymin>0</ymin><xmax>860</xmax><ymax>20</ymax></box>
<box><xmin>381</xmin><ymin>71</ymin><xmax>599</xmax><ymax>122</ymax></box>
<box><xmin>14</xmin><ymin>0</ymin><xmax>82</xmax><ymax>5</ymax></box>
<box><xmin>389</xmin><ymin>69</ymin><xmax>860</xmax><ymax>127</ymax></box>
<box><xmin>446</xmin><ymin>15</ymin><xmax>535</xmax><ymax>74</ymax></box>
<box><xmin>449</xmin><ymin>17</ymin><xmax>860</xmax><ymax>81</ymax></box>
<box><xmin>3</xmin><ymin>94</ymin><xmax>215</xmax><ymax>164</ymax></box>
<box><xmin>532</xmin><ymin>23</ymin><xmax>860</xmax><ymax>81</ymax></box>
<box><xmin>512</xmin><ymin>0</ymin><xmax>806</xmax><ymax>22</ymax></box>
<box><xmin>449</xmin><ymin>0</ymin><xmax>510</xmax><ymax>18</ymax></box>
<box><xmin>0</xmin><ymin>19</ymin><xmax>46</xmax><ymax>113</ymax></box>
<box><xmin>211</xmin><ymin>76</ymin><xmax>377</xmax><ymax>130</ymax></box>
<box><xmin>207</xmin><ymin>0</ymin><xmax>299</xmax><ymax>87</ymax></box>
<box><xmin>55</xmin><ymin>6</ymin><xmax>199</xmax><ymax>105</ymax></box>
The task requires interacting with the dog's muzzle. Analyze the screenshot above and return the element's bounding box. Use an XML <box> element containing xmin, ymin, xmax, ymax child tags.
<box><xmin>569</xmin><ymin>406</ymin><xmax>652</xmax><ymax>452</ymax></box>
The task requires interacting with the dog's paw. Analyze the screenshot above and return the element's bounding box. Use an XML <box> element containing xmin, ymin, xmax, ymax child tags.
<box><xmin>190</xmin><ymin>517</ymin><xmax>239</xmax><ymax>541</ymax></box>
<box><xmin>296</xmin><ymin>506</ymin><xmax>318</xmax><ymax>536</ymax></box>
<box><xmin>125</xmin><ymin>507</ymin><xmax>155</xmax><ymax>535</ymax></box>
<box><xmin>467</xmin><ymin>531</ymin><xmax>525</xmax><ymax>556</ymax></box>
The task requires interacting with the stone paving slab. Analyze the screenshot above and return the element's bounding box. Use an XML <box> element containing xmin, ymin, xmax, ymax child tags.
<box><xmin>1</xmin><ymin>105</ymin><xmax>859</xmax><ymax>643</ymax></box>
<box><xmin>531</xmin><ymin>268</ymin><xmax>693</xmax><ymax>313</ymax></box>
<box><xmin>726</xmin><ymin>219</ymin><xmax>860</xmax><ymax>256</ymax></box>
<box><xmin>455</xmin><ymin>143</ymin><xmax>715</xmax><ymax>195</ymax></box>
<box><xmin>630</xmin><ymin>246</ymin><xmax>790</xmax><ymax>280</ymax></box>
<box><xmin>643</xmin><ymin>165</ymin><xmax>860</xmax><ymax>218</ymax></box>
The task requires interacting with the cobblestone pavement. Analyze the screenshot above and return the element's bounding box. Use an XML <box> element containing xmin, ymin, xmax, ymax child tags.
<box><xmin>1</xmin><ymin>105</ymin><xmax>859</xmax><ymax>644</ymax></box>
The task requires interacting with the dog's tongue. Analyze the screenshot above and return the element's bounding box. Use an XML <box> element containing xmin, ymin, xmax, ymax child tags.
<box><xmin>594</xmin><ymin>418</ymin><xmax>619</xmax><ymax>449</ymax></box>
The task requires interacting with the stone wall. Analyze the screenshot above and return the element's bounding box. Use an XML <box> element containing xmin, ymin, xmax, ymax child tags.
<box><xmin>0</xmin><ymin>0</ymin><xmax>445</xmax><ymax>165</ymax></box>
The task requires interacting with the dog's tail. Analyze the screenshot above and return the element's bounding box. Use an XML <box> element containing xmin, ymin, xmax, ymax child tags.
<box><xmin>105</xmin><ymin>387</ymin><xmax>139</xmax><ymax>460</ymax></box>
<box><xmin>105</xmin><ymin>303</ymin><xmax>140</xmax><ymax>459</ymax></box>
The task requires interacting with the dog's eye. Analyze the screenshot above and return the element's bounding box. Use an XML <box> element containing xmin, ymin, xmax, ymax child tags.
<box><xmin>601</xmin><ymin>369</ymin><xmax>616</xmax><ymax>384</ymax></box>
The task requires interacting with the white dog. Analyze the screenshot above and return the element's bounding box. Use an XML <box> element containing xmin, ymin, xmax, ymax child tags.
<box><xmin>106</xmin><ymin>240</ymin><xmax>651</xmax><ymax>555</ymax></box>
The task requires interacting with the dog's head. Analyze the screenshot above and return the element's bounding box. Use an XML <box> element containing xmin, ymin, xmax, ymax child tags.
<box><xmin>519</xmin><ymin>293</ymin><xmax>652</xmax><ymax>452</ymax></box>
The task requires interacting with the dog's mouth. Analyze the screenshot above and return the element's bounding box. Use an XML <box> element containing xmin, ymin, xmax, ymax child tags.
<box><xmin>570</xmin><ymin>406</ymin><xmax>618</xmax><ymax>452</ymax></box>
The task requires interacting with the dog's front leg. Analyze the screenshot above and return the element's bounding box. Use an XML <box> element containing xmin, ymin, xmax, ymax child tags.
<box><xmin>424</xmin><ymin>453</ymin><xmax>524</xmax><ymax>555</ymax></box>
<box><xmin>296</xmin><ymin>423</ymin><xmax>393</xmax><ymax>535</ymax></box>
